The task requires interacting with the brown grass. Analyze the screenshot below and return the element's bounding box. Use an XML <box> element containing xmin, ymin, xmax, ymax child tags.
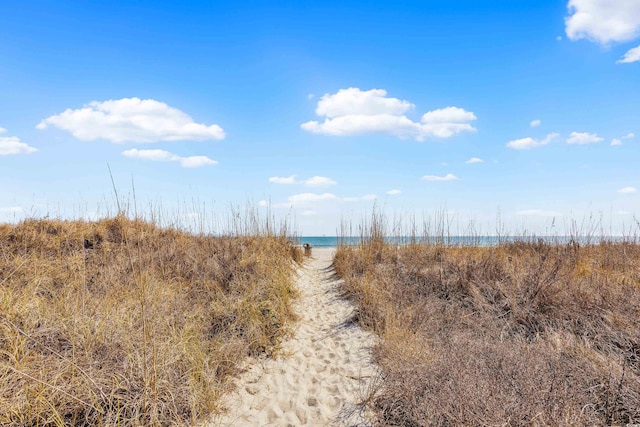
<box><xmin>334</xmin><ymin>220</ymin><xmax>640</xmax><ymax>426</ymax></box>
<box><xmin>0</xmin><ymin>215</ymin><xmax>302</xmax><ymax>426</ymax></box>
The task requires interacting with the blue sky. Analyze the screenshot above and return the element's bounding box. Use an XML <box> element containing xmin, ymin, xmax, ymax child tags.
<box><xmin>1</xmin><ymin>0</ymin><xmax>639</xmax><ymax>235</ymax></box>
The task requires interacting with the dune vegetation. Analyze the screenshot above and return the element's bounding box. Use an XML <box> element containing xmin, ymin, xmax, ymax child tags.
<box><xmin>0</xmin><ymin>214</ymin><xmax>302</xmax><ymax>426</ymax></box>
<box><xmin>334</xmin><ymin>213</ymin><xmax>640</xmax><ymax>426</ymax></box>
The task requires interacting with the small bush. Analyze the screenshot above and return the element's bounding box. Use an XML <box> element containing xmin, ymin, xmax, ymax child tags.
<box><xmin>335</xmin><ymin>227</ymin><xmax>640</xmax><ymax>425</ymax></box>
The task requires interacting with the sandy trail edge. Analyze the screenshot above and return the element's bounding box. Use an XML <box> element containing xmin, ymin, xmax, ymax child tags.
<box><xmin>207</xmin><ymin>248</ymin><xmax>380</xmax><ymax>426</ymax></box>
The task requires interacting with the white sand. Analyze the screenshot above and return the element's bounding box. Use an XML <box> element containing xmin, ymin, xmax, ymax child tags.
<box><xmin>207</xmin><ymin>248</ymin><xmax>380</xmax><ymax>427</ymax></box>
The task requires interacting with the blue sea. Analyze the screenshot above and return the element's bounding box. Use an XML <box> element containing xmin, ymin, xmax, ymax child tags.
<box><xmin>296</xmin><ymin>236</ymin><xmax>628</xmax><ymax>249</ymax></box>
<box><xmin>297</xmin><ymin>236</ymin><xmax>352</xmax><ymax>248</ymax></box>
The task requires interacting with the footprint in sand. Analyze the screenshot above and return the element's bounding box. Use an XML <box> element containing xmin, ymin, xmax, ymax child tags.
<box><xmin>207</xmin><ymin>248</ymin><xmax>380</xmax><ymax>427</ymax></box>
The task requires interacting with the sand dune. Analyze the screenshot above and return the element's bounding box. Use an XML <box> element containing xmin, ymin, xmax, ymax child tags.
<box><xmin>208</xmin><ymin>248</ymin><xmax>380</xmax><ymax>426</ymax></box>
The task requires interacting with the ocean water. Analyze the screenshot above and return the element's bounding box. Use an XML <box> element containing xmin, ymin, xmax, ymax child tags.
<box><xmin>296</xmin><ymin>235</ymin><xmax>627</xmax><ymax>249</ymax></box>
<box><xmin>297</xmin><ymin>236</ymin><xmax>350</xmax><ymax>248</ymax></box>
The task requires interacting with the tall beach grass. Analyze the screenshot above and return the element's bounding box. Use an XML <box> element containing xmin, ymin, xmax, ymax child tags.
<box><xmin>0</xmin><ymin>207</ymin><xmax>302</xmax><ymax>426</ymax></box>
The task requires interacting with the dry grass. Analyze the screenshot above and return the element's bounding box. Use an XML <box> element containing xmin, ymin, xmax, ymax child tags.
<box><xmin>334</xmin><ymin>220</ymin><xmax>640</xmax><ymax>426</ymax></box>
<box><xmin>0</xmin><ymin>215</ymin><xmax>302</xmax><ymax>426</ymax></box>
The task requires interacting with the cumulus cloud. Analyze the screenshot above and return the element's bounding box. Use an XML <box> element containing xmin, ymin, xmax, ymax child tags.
<box><xmin>516</xmin><ymin>209</ymin><xmax>562</xmax><ymax>217</ymax></box>
<box><xmin>0</xmin><ymin>135</ymin><xmax>38</xmax><ymax>155</ymax></box>
<box><xmin>611</xmin><ymin>133</ymin><xmax>634</xmax><ymax>146</ymax></box>
<box><xmin>362</xmin><ymin>194</ymin><xmax>378</xmax><ymax>200</ymax></box>
<box><xmin>302</xmin><ymin>113</ymin><xmax>419</xmax><ymax>138</ymax></box>
<box><xmin>258</xmin><ymin>200</ymin><xmax>269</xmax><ymax>207</ymax></box>
<box><xmin>618</xmin><ymin>186</ymin><xmax>637</xmax><ymax>194</ymax></box>
<box><xmin>565</xmin><ymin>0</ymin><xmax>640</xmax><ymax>44</ymax></box>
<box><xmin>530</xmin><ymin>119</ymin><xmax>541</xmax><ymax>127</ymax></box>
<box><xmin>315</xmin><ymin>87</ymin><xmax>413</xmax><ymax>117</ymax></box>
<box><xmin>386</xmin><ymin>189</ymin><xmax>402</xmax><ymax>195</ymax></box>
<box><xmin>506</xmin><ymin>133</ymin><xmax>559</xmax><ymax>150</ymax></box>
<box><xmin>617</xmin><ymin>45</ymin><xmax>640</xmax><ymax>63</ymax></box>
<box><xmin>269</xmin><ymin>175</ymin><xmax>297</xmax><ymax>184</ymax></box>
<box><xmin>421</xmin><ymin>173</ymin><xmax>458</xmax><ymax>182</ymax></box>
<box><xmin>122</xmin><ymin>148</ymin><xmax>217</xmax><ymax>168</ymax></box>
<box><xmin>567</xmin><ymin>131</ymin><xmax>603</xmax><ymax>145</ymax></box>
<box><xmin>420</xmin><ymin>107</ymin><xmax>477</xmax><ymax>138</ymax></box>
<box><xmin>37</xmin><ymin>98</ymin><xmax>225</xmax><ymax>143</ymax></box>
<box><xmin>179</xmin><ymin>156</ymin><xmax>218</xmax><ymax>168</ymax></box>
<box><xmin>301</xmin><ymin>88</ymin><xmax>476</xmax><ymax>141</ymax></box>
<box><xmin>0</xmin><ymin>127</ymin><xmax>6</xmax><ymax>134</ymax></box>
<box><xmin>303</xmin><ymin>176</ymin><xmax>336</xmax><ymax>187</ymax></box>
<box><xmin>287</xmin><ymin>193</ymin><xmax>339</xmax><ymax>205</ymax></box>
<box><xmin>465</xmin><ymin>157</ymin><xmax>484</xmax><ymax>164</ymax></box>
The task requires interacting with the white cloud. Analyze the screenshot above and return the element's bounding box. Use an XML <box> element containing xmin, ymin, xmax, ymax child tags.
<box><xmin>269</xmin><ymin>175</ymin><xmax>297</xmax><ymax>184</ymax></box>
<box><xmin>303</xmin><ymin>176</ymin><xmax>336</xmax><ymax>187</ymax></box>
<box><xmin>612</xmin><ymin>133</ymin><xmax>634</xmax><ymax>146</ymax></box>
<box><xmin>420</xmin><ymin>107</ymin><xmax>477</xmax><ymax>138</ymax></box>
<box><xmin>618</xmin><ymin>210</ymin><xmax>631</xmax><ymax>215</ymax></box>
<box><xmin>506</xmin><ymin>132</ymin><xmax>559</xmax><ymax>150</ymax></box>
<box><xmin>258</xmin><ymin>200</ymin><xmax>269</xmax><ymax>207</ymax></box>
<box><xmin>0</xmin><ymin>136</ymin><xmax>38</xmax><ymax>155</ymax></box>
<box><xmin>300</xmin><ymin>210</ymin><xmax>317</xmax><ymax>216</ymax></box>
<box><xmin>515</xmin><ymin>209</ymin><xmax>562</xmax><ymax>217</ymax></box>
<box><xmin>566</xmin><ymin>131</ymin><xmax>603</xmax><ymax>145</ymax></box>
<box><xmin>287</xmin><ymin>192</ymin><xmax>339</xmax><ymax>205</ymax></box>
<box><xmin>179</xmin><ymin>156</ymin><xmax>218</xmax><ymax>168</ymax></box>
<box><xmin>122</xmin><ymin>148</ymin><xmax>217</xmax><ymax>168</ymax></box>
<box><xmin>421</xmin><ymin>173</ymin><xmax>458</xmax><ymax>182</ymax></box>
<box><xmin>302</xmin><ymin>114</ymin><xmax>420</xmax><ymax>138</ymax></box>
<box><xmin>37</xmin><ymin>97</ymin><xmax>225</xmax><ymax>143</ymax></box>
<box><xmin>301</xmin><ymin>88</ymin><xmax>476</xmax><ymax>141</ymax></box>
<box><xmin>386</xmin><ymin>189</ymin><xmax>402</xmax><ymax>195</ymax></box>
<box><xmin>530</xmin><ymin>119</ymin><xmax>541</xmax><ymax>127</ymax></box>
<box><xmin>314</xmin><ymin>87</ymin><xmax>414</xmax><ymax>117</ymax></box>
<box><xmin>618</xmin><ymin>186</ymin><xmax>637</xmax><ymax>194</ymax></box>
<box><xmin>362</xmin><ymin>194</ymin><xmax>378</xmax><ymax>200</ymax></box>
<box><xmin>465</xmin><ymin>157</ymin><xmax>484</xmax><ymax>164</ymax></box>
<box><xmin>0</xmin><ymin>127</ymin><xmax>6</xmax><ymax>134</ymax></box>
<box><xmin>617</xmin><ymin>45</ymin><xmax>640</xmax><ymax>63</ymax></box>
<box><xmin>565</xmin><ymin>0</ymin><xmax>640</xmax><ymax>44</ymax></box>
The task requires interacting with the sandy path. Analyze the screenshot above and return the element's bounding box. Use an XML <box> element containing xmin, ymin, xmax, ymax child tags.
<box><xmin>208</xmin><ymin>248</ymin><xmax>379</xmax><ymax>427</ymax></box>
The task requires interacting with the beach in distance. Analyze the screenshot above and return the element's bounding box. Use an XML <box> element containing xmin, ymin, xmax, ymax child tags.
<box><xmin>297</xmin><ymin>235</ymin><xmax>634</xmax><ymax>249</ymax></box>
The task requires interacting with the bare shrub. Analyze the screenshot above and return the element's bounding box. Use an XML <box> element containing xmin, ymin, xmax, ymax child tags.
<box><xmin>335</xmin><ymin>221</ymin><xmax>640</xmax><ymax>426</ymax></box>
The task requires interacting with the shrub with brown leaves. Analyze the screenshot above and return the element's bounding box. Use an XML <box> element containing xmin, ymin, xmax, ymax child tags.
<box><xmin>335</xmin><ymin>235</ymin><xmax>640</xmax><ymax>426</ymax></box>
